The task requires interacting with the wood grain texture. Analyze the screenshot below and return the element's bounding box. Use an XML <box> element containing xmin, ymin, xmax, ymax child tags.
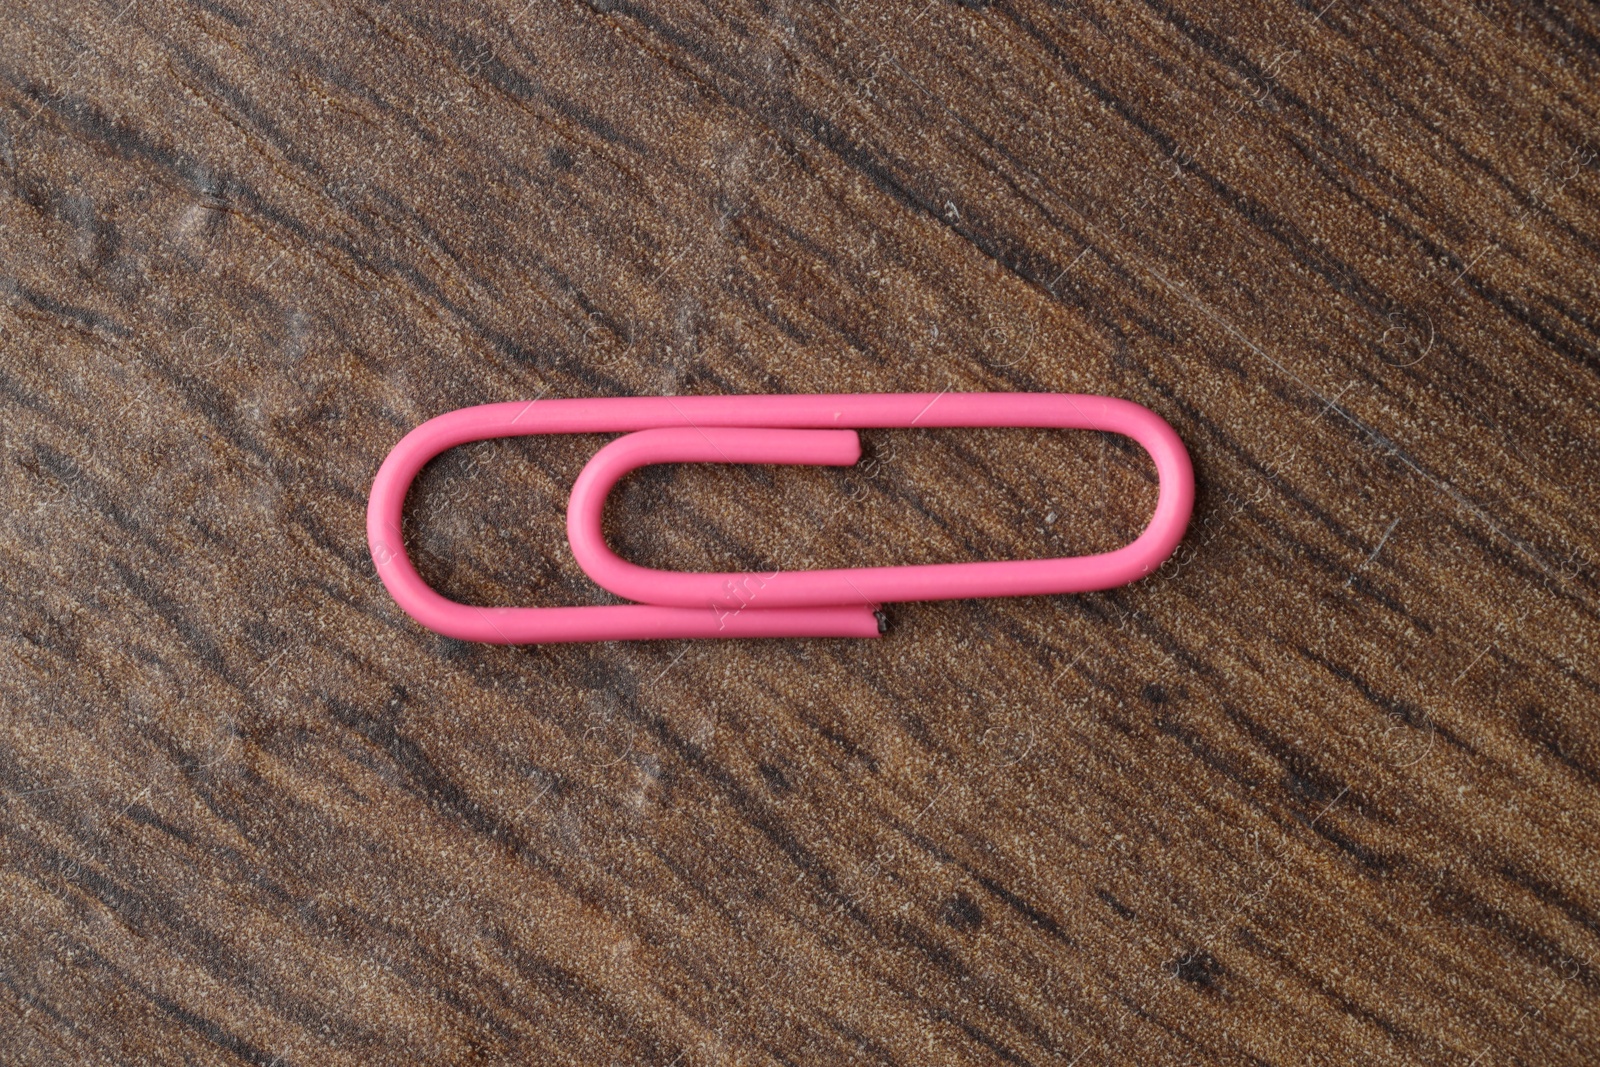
<box><xmin>2</xmin><ymin>0</ymin><xmax>1598</xmax><ymax>1063</ymax></box>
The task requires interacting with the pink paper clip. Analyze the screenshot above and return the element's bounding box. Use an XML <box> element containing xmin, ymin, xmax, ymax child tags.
<box><xmin>367</xmin><ymin>393</ymin><xmax>1194</xmax><ymax>644</ymax></box>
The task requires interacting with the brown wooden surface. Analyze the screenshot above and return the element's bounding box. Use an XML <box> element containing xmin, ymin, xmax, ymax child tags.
<box><xmin>3</xmin><ymin>1</ymin><xmax>1599</xmax><ymax>1063</ymax></box>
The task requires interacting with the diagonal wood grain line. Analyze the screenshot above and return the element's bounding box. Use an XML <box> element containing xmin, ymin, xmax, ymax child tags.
<box><xmin>1144</xmin><ymin>263</ymin><xmax>1591</xmax><ymax>606</ymax></box>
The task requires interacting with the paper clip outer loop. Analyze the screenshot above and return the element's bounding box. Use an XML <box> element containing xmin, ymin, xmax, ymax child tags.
<box><xmin>566</xmin><ymin>393</ymin><xmax>1194</xmax><ymax>611</ymax></box>
<box><xmin>367</xmin><ymin>393</ymin><xmax>1194</xmax><ymax>643</ymax></box>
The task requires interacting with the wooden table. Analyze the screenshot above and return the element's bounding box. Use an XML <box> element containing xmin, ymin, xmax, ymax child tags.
<box><xmin>2</xmin><ymin>2</ymin><xmax>1597</xmax><ymax>1063</ymax></box>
